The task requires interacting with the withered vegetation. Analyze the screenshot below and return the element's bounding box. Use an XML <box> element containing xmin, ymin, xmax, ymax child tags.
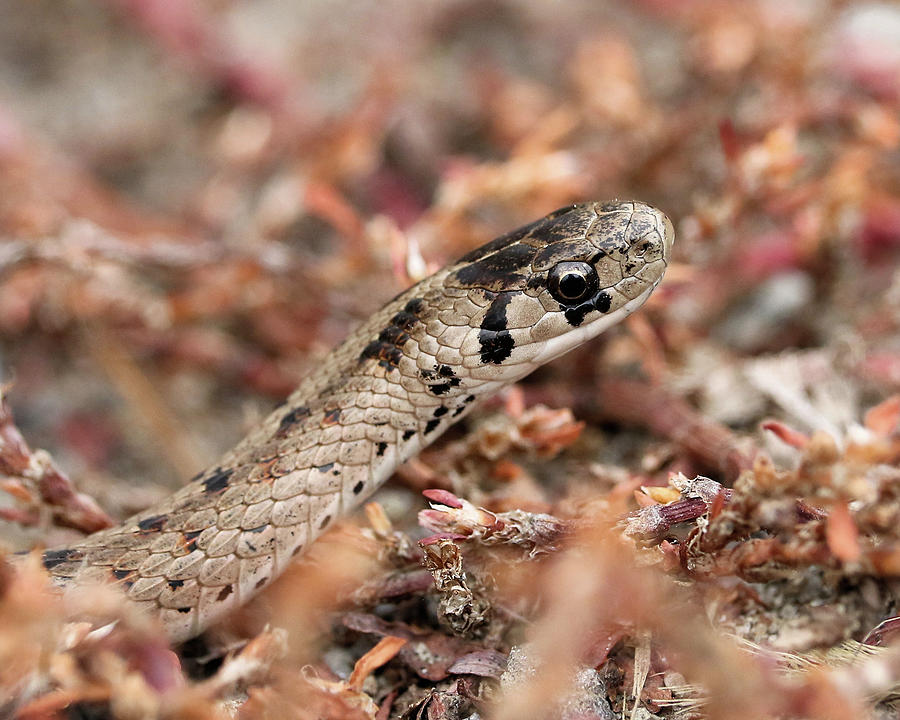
<box><xmin>2</xmin><ymin>1</ymin><xmax>900</xmax><ymax>718</ymax></box>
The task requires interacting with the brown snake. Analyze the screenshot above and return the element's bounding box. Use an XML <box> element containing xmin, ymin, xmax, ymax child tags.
<box><xmin>36</xmin><ymin>201</ymin><xmax>674</xmax><ymax>642</ymax></box>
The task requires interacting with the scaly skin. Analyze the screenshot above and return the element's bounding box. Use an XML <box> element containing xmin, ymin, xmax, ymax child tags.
<box><xmin>39</xmin><ymin>201</ymin><xmax>674</xmax><ymax>642</ymax></box>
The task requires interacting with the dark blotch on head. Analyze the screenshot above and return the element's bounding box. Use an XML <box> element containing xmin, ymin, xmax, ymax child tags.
<box><xmin>177</xmin><ymin>607</ymin><xmax>192</xmax><ymax>614</ymax></box>
<box><xmin>452</xmin><ymin>405</ymin><xmax>466</xmax><ymax>417</ymax></box>
<box><xmin>217</xmin><ymin>585</ymin><xmax>233</xmax><ymax>601</ymax></box>
<box><xmin>402</xmin><ymin>429</ymin><xmax>415</xmax><ymax>441</ymax></box>
<box><xmin>433</xmin><ymin>406</ymin><xmax>448</xmax><ymax>417</ymax></box>
<box><xmin>481</xmin><ymin>292</ymin><xmax>513</xmax><ymax>333</ymax></box>
<box><xmin>594</xmin><ymin>291</ymin><xmax>612</xmax><ymax>313</ymax></box>
<box><xmin>353</xmin><ymin>480</ymin><xmax>365</xmax><ymax>494</ymax></box>
<box><xmin>455</xmin><ymin>207</ymin><xmax>580</xmax><ymax>271</ymax></box>
<box><xmin>137</xmin><ymin>514</ymin><xmax>167</xmax><ymax>534</ymax></box>
<box><xmin>563</xmin><ymin>289</ymin><xmax>612</xmax><ymax>328</ymax></box>
<box><xmin>455</xmin><ymin>243</ymin><xmax>534</xmax><ymax>291</ymax></box>
<box><xmin>479</xmin><ymin>293</ymin><xmax>516</xmax><ymax>363</ymax></box>
<box><xmin>564</xmin><ymin>305</ymin><xmax>590</xmax><ymax>327</ymax></box>
<box><xmin>168</xmin><ymin>579</ymin><xmax>185</xmax><ymax>589</ymax></box>
<box><xmin>424</xmin><ymin>418</ymin><xmax>440</xmax><ymax>434</ymax></box>
<box><xmin>203</xmin><ymin>467</ymin><xmax>233</xmax><ymax>495</ymax></box>
<box><xmin>41</xmin><ymin>548</ymin><xmax>83</xmax><ymax>570</ymax></box>
<box><xmin>376</xmin><ymin>441</ymin><xmax>388</xmax><ymax>456</ymax></box>
<box><xmin>479</xmin><ymin>330</ymin><xmax>515</xmax><ymax>364</ymax></box>
<box><xmin>276</xmin><ymin>406</ymin><xmax>311</xmax><ymax>438</ymax></box>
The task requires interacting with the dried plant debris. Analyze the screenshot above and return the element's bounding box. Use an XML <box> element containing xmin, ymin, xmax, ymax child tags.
<box><xmin>419</xmin><ymin>489</ymin><xmax>567</xmax><ymax>555</ymax></box>
<box><xmin>0</xmin><ymin>389</ymin><xmax>113</xmax><ymax>534</ymax></box>
<box><xmin>420</xmin><ymin>538</ymin><xmax>493</xmax><ymax>638</ymax></box>
<box><xmin>2</xmin><ymin>0</ymin><xmax>900</xmax><ymax>717</ymax></box>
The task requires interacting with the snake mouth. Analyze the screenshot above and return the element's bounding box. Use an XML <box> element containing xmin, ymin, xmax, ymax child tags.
<box><xmin>529</xmin><ymin>283</ymin><xmax>658</xmax><ymax>367</ymax></box>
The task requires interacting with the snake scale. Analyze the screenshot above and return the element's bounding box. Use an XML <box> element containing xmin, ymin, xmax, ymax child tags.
<box><xmin>36</xmin><ymin>201</ymin><xmax>674</xmax><ymax>642</ymax></box>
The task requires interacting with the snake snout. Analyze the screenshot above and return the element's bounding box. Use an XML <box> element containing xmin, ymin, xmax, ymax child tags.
<box><xmin>626</xmin><ymin>202</ymin><xmax>675</xmax><ymax>266</ymax></box>
<box><xmin>659</xmin><ymin>210</ymin><xmax>675</xmax><ymax>262</ymax></box>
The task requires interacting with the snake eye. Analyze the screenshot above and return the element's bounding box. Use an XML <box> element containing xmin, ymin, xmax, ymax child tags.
<box><xmin>548</xmin><ymin>261</ymin><xmax>598</xmax><ymax>305</ymax></box>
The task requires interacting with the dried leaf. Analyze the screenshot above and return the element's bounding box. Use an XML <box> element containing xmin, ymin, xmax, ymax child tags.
<box><xmin>348</xmin><ymin>636</ymin><xmax>408</xmax><ymax>691</ymax></box>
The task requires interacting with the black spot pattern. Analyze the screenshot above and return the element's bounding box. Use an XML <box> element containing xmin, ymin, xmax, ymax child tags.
<box><xmin>42</xmin><ymin>547</ymin><xmax>83</xmax><ymax>570</ymax></box>
<box><xmin>203</xmin><ymin>467</ymin><xmax>233</xmax><ymax>495</ymax></box>
<box><xmin>137</xmin><ymin>514</ymin><xmax>167</xmax><ymax>533</ymax></box>
<box><xmin>402</xmin><ymin>429</ymin><xmax>415</xmax><ymax>441</ymax></box>
<box><xmin>404</xmin><ymin>298</ymin><xmax>425</xmax><ymax>315</ymax></box>
<box><xmin>479</xmin><ymin>293</ymin><xmax>515</xmax><ymax>364</ymax></box>
<box><xmin>594</xmin><ymin>291</ymin><xmax>612</xmax><ymax>313</ymax></box>
<box><xmin>360</xmin><ymin>339</ymin><xmax>403</xmax><ymax>370</ymax></box>
<box><xmin>389</xmin><ymin>311</ymin><xmax>418</xmax><ymax>330</ymax></box>
<box><xmin>422</xmin><ymin>364</ymin><xmax>462</xmax><ymax>395</ymax></box>
<box><xmin>481</xmin><ymin>292</ymin><xmax>512</xmax><ymax>332</ymax></box>
<box><xmin>359</xmin><ymin>301</ymin><xmax>423</xmax><ymax>370</ymax></box>
<box><xmin>275</xmin><ymin>406</ymin><xmax>311</xmax><ymax>438</ymax></box>
<box><xmin>479</xmin><ymin>332</ymin><xmax>515</xmax><ymax>364</ymax></box>
<box><xmin>563</xmin><ymin>290</ymin><xmax>613</xmax><ymax>327</ymax></box>
<box><xmin>376</xmin><ymin>442</ymin><xmax>388</xmax><ymax>456</ymax></box>
<box><xmin>353</xmin><ymin>480</ymin><xmax>365</xmax><ymax>494</ymax></box>
<box><xmin>183</xmin><ymin>530</ymin><xmax>202</xmax><ymax>551</ymax></box>
<box><xmin>563</xmin><ymin>305</ymin><xmax>590</xmax><ymax>327</ymax></box>
<box><xmin>424</xmin><ymin>418</ymin><xmax>440</xmax><ymax>434</ymax></box>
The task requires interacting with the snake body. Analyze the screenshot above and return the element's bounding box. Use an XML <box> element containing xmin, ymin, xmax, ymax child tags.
<box><xmin>38</xmin><ymin>201</ymin><xmax>674</xmax><ymax>642</ymax></box>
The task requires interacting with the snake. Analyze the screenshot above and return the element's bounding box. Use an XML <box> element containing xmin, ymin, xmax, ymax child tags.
<box><xmin>34</xmin><ymin>201</ymin><xmax>674</xmax><ymax>643</ymax></box>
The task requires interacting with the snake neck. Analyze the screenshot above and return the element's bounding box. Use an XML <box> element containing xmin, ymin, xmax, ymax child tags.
<box><xmin>40</xmin><ymin>271</ymin><xmax>494</xmax><ymax>641</ymax></box>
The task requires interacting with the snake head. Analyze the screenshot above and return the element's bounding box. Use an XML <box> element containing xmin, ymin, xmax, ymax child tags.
<box><xmin>444</xmin><ymin>200</ymin><xmax>674</xmax><ymax>378</ymax></box>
